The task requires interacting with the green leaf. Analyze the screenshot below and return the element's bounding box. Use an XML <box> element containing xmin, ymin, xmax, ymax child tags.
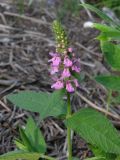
<box><xmin>25</xmin><ymin>117</ymin><xmax>46</xmax><ymax>153</ymax></box>
<box><xmin>101</xmin><ymin>41</ymin><xmax>120</xmax><ymax>70</ymax></box>
<box><xmin>116</xmin><ymin>156</ymin><xmax>120</xmax><ymax>160</ymax></box>
<box><xmin>95</xmin><ymin>75</ymin><xmax>120</xmax><ymax>91</ymax></box>
<box><xmin>19</xmin><ymin>128</ymin><xmax>35</xmax><ymax>151</ymax></box>
<box><xmin>65</xmin><ymin>108</ymin><xmax>120</xmax><ymax>154</ymax></box>
<box><xmin>93</xmin><ymin>23</ymin><xmax>120</xmax><ymax>40</ymax></box>
<box><xmin>14</xmin><ymin>139</ymin><xmax>28</xmax><ymax>151</ymax></box>
<box><xmin>97</xmin><ymin>32</ymin><xmax>120</xmax><ymax>41</ymax></box>
<box><xmin>7</xmin><ymin>90</ymin><xmax>66</xmax><ymax>119</ymax></box>
<box><xmin>80</xmin><ymin>4</ymin><xmax>120</xmax><ymax>28</ymax></box>
<box><xmin>85</xmin><ymin>157</ymin><xmax>105</xmax><ymax>160</ymax></box>
<box><xmin>89</xmin><ymin>145</ymin><xmax>117</xmax><ymax>160</ymax></box>
<box><xmin>93</xmin><ymin>23</ymin><xmax>120</xmax><ymax>33</ymax></box>
<box><xmin>17</xmin><ymin>0</ymin><xmax>24</xmax><ymax>15</ymax></box>
<box><xmin>0</xmin><ymin>151</ymin><xmax>40</xmax><ymax>160</ymax></box>
<box><xmin>15</xmin><ymin>117</ymin><xmax>46</xmax><ymax>153</ymax></box>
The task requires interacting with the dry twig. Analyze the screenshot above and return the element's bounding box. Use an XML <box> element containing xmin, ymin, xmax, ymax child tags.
<box><xmin>76</xmin><ymin>91</ymin><xmax>120</xmax><ymax>121</ymax></box>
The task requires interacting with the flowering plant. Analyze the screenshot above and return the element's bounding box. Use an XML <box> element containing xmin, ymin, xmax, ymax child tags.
<box><xmin>1</xmin><ymin>18</ymin><xmax>120</xmax><ymax>160</ymax></box>
<box><xmin>49</xmin><ymin>21</ymin><xmax>80</xmax><ymax>93</ymax></box>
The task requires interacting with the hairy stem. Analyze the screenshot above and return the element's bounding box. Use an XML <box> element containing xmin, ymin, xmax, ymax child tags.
<box><xmin>67</xmin><ymin>93</ymin><xmax>72</xmax><ymax>160</ymax></box>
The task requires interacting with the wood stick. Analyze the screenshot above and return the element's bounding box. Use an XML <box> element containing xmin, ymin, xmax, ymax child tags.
<box><xmin>0</xmin><ymin>100</ymin><xmax>11</xmax><ymax>112</ymax></box>
<box><xmin>76</xmin><ymin>91</ymin><xmax>120</xmax><ymax>120</ymax></box>
<box><xmin>4</xmin><ymin>11</ymin><xmax>51</xmax><ymax>26</ymax></box>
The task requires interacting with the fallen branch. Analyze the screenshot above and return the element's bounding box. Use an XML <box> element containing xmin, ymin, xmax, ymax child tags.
<box><xmin>76</xmin><ymin>91</ymin><xmax>120</xmax><ymax>120</ymax></box>
<box><xmin>0</xmin><ymin>100</ymin><xmax>11</xmax><ymax>112</ymax></box>
<box><xmin>4</xmin><ymin>11</ymin><xmax>51</xmax><ymax>26</ymax></box>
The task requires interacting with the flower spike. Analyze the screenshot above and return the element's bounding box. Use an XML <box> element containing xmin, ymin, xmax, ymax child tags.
<box><xmin>52</xmin><ymin>20</ymin><xmax>68</xmax><ymax>53</ymax></box>
<box><xmin>49</xmin><ymin>20</ymin><xmax>81</xmax><ymax>93</ymax></box>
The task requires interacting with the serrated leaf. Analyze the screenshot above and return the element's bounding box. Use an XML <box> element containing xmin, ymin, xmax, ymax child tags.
<box><xmin>7</xmin><ymin>90</ymin><xmax>66</xmax><ymax>119</ymax></box>
<box><xmin>65</xmin><ymin>108</ymin><xmax>120</xmax><ymax>154</ymax></box>
<box><xmin>0</xmin><ymin>151</ymin><xmax>40</xmax><ymax>160</ymax></box>
<box><xmin>89</xmin><ymin>145</ymin><xmax>117</xmax><ymax>160</ymax></box>
<box><xmin>95</xmin><ymin>75</ymin><xmax>120</xmax><ymax>91</ymax></box>
<box><xmin>101</xmin><ymin>41</ymin><xmax>120</xmax><ymax>70</ymax></box>
<box><xmin>25</xmin><ymin>117</ymin><xmax>46</xmax><ymax>153</ymax></box>
<box><xmin>80</xmin><ymin>4</ymin><xmax>120</xmax><ymax>28</ymax></box>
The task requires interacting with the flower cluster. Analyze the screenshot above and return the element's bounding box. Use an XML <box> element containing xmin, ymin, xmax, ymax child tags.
<box><xmin>49</xmin><ymin>48</ymin><xmax>80</xmax><ymax>93</ymax></box>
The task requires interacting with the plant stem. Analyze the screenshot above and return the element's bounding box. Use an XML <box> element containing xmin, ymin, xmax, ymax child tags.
<box><xmin>67</xmin><ymin>93</ymin><xmax>72</xmax><ymax>160</ymax></box>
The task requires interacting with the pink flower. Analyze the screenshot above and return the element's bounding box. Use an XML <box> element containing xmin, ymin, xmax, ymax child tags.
<box><xmin>49</xmin><ymin>47</ymin><xmax>81</xmax><ymax>93</ymax></box>
<box><xmin>49</xmin><ymin>52</ymin><xmax>57</xmax><ymax>57</ymax></box>
<box><xmin>66</xmin><ymin>81</ymin><xmax>74</xmax><ymax>93</ymax></box>
<box><xmin>68</xmin><ymin>47</ymin><xmax>73</xmax><ymax>53</ymax></box>
<box><xmin>72</xmin><ymin>65</ymin><xmax>80</xmax><ymax>73</ymax></box>
<box><xmin>51</xmin><ymin>80</ymin><xmax>64</xmax><ymax>90</ymax></box>
<box><xmin>62</xmin><ymin>68</ymin><xmax>71</xmax><ymax>78</ymax></box>
<box><xmin>49</xmin><ymin>56</ymin><xmax>61</xmax><ymax>66</ymax></box>
<box><xmin>73</xmin><ymin>79</ymin><xmax>79</xmax><ymax>87</ymax></box>
<box><xmin>50</xmin><ymin>66</ymin><xmax>59</xmax><ymax>75</ymax></box>
<box><xmin>63</xmin><ymin>57</ymin><xmax>73</xmax><ymax>67</ymax></box>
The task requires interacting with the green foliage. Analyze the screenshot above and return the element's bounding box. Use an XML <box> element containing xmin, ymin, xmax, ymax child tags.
<box><xmin>97</xmin><ymin>0</ymin><xmax>120</xmax><ymax>16</ymax></box>
<box><xmin>93</xmin><ymin>23</ymin><xmax>119</xmax><ymax>32</ymax></box>
<box><xmin>116</xmin><ymin>156</ymin><xmax>120</xmax><ymax>160</ymax></box>
<box><xmin>52</xmin><ymin>20</ymin><xmax>68</xmax><ymax>53</ymax></box>
<box><xmin>95</xmin><ymin>75</ymin><xmax>120</xmax><ymax>91</ymax></box>
<box><xmin>85</xmin><ymin>157</ymin><xmax>105</xmax><ymax>160</ymax></box>
<box><xmin>65</xmin><ymin>108</ymin><xmax>120</xmax><ymax>154</ymax></box>
<box><xmin>101</xmin><ymin>41</ymin><xmax>120</xmax><ymax>70</ymax></box>
<box><xmin>93</xmin><ymin>23</ymin><xmax>120</xmax><ymax>40</ymax></box>
<box><xmin>57</xmin><ymin>0</ymin><xmax>80</xmax><ymax>20</ymax></box>
<box><xmin>80</xmin><ymin>4</ymin><xmax>119</xmax><ymax>28</ymax></box>
<box><xmin>0</xmin><ymin>151</ymin><xmax>40</xmax><ymax>160</ymax></box>
<box><xmin>82</xmin><ymin>4</ymin><xmax>120</xmax><ymax>108</ymax></box>
<box><xmin>89</xmin><ymin>145</ymin><xmax>117</xmax><ymax>160</ymax></box>
<box><xmin>19</xmin><ymin>128</ymin><xmax>35</xmax><ymax>151</ymax></box>
<box><xmin>0</xmin><ymin>151</ymin><xmax>56</xmax><ymax>160</ymax></box>
<box><xmin>15</xmin><ymin>117</ymin><xmax>46</xmax><ymax>153</ymax></box>
<box><xmin>17</xmin><ymin>0</ymin><xmax>25</xmax><ymax>14</ymax></box>
<box><xmin>0</xmin><ymin>117</ymin><xmax>49</xmax><ymax>160</ymax></box>
<box><xmin>16</xmin><ymin>0</ymin><xmax>34</xmax><ymax>14</ymax></box>
<box><xmin>25</xmin><ymin>117</ymin><xmax>46</xmax><ymax>153</ymax></box>
<box><xmin>7</xmin><ymin>90</ymin><xmax>66</xmax><ymax>119</ymax></box>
